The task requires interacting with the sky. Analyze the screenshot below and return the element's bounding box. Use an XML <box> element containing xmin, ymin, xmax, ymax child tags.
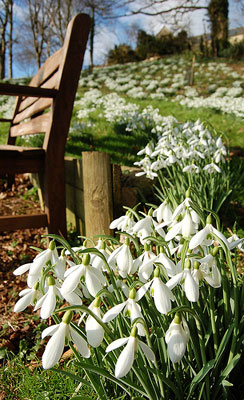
<box><xmin>12</xmin><ymin>0</ymin><xmax>244</xmax><ymax>77</ymax></box>
<box><xmin>81</xmin><ymin>0</ymin><xmax>244</xmax><ymax>68</ymax></box>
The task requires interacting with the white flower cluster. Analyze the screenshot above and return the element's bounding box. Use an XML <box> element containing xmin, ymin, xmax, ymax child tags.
<box><xmin>13</xmin><ymin>194</ymin><xmax>243</xmax><ymax>378</ymax></box>
<box><xmin>134</xmin><ymin>118</ymin><xmax>227</xmax><ymax>179</ymax></box>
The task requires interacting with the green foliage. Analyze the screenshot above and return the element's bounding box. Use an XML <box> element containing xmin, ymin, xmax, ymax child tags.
<box><xmin>222</xmin><ymin>40</ymin><xmax>244</xmax><ymax>60</ymax></box>
<box><xmin>107</xmin><ymin>44</ymin><xmax>139</xmax><ymax>65</ymax></box>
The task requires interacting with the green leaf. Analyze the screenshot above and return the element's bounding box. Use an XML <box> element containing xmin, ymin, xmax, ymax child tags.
<box><xmin>147</xmin><ymin>367</ymin><xmax>182</xmax><ymax>400</ymax></box>
<box><xmin>74</xmin><ymin>360</ymin><xmax>148</xmax><ymax>398</ymax></box>
<box><xmin>214</xmin><ymin>324</ymin><xmax>234</xmax><ymax>368</ymax></box>
<box><xmin>187</xmin><ymin>359</ymin><xmax>215</xmax><ymax>399</ymax></box>
<box><xmin>218</xmin><ymin>353</ymin><xmax>241</xmax><ymax>384</ymax></box>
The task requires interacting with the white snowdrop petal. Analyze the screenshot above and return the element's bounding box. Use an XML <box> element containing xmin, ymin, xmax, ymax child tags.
<box><xmin>139</xmin><ymin>341</ymin><xmax>156</xmax><ymax>362</ymax></box>
<box><xmin>40</xmin><ymin>289</ymin><xmax>57</xmax><ymax>319</ymax></box>
<box><xmin>86</xmin><ymin>315</ymin><xmax>104</xmax><ymax>347</ymax></box>
<box><xmin>189</xmin><ymin>226</ymin><xmax>210</xmax><ymax>249</ymax></box>
<box><xmin>167</xmin><ymin>330</ymin><xmax>187</xmax><ymax>363</ymax></box>
<box><xmin>42</xmin><ymin>324</ymin><xmax>60</xmax><ymax>339</ymax></box>
<box><xmin>42</xmin><ymin>323</ymin><xmax>67</xmax><ymax>369</ymax></box>
<box><xmin>115</xmin><ymin>337</ymin><xmax>135</xmax><ymax>378</ymax></box>
<box><xmin>85</xmin><ymin>268</ymin><xmax>103</xmax><ymax>297</ymax></box>
<box><xmin>184</xmin><ymin>270</ymin><xmax>199</xmax><ymax>302</ymax></box>
<box><xmin>70</xmin><ymin>327</ymin><xmax>90</xmax><ymax>358</ymax></box>
<box><xmin>106</xmin><ymin>337</ymin><xmax>129</xmax><ymax>353</ymax></box>
<box><xmin>13</xmin><ymin>263</ymin><xmax>32</xmax><ymax>276</ymax></box>
<box><xmin>102</xmin><ymin>301</ymin><xmax>127</xmax><ymax>323</ymax></box>
<box><xmin>165</xmin><ymin>222</ymin><xmax>182</xmax><ymax>242</ymax></box>
<box><xmin>61</xmin><ymin>267</ymin><xmax>83</xmax><ymax>294</ymax></box>
<box><xmin>14</xmin><ymin>291</ymin><xmax>34</xmax><ymax>312</ymax></box>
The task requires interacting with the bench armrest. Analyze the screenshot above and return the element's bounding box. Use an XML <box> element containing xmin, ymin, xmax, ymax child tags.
<box><xmin>0</xmin><ymin>83</ymin><xmax>57</xmax><ymax>98</ymax></box>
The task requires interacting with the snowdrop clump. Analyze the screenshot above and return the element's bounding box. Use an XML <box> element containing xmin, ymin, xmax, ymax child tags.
<box><xmin>12</xmin><ymin>187</ymin><xmax>243</xmax><ymax>399</ymax></box>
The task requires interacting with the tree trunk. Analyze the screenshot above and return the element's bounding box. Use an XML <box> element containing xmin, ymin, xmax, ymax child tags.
<box><xmin>89</xmin><ymin>6</ymin><xmax>95</xmax><ymax>72</ymax></box>
<box><xmin>8</xmin><ymin>0</ymin><xmax>13</xmax><ymax>78</ymax></box>
<box><xmin>208</xmin><ymin>0</ymin><xmax>229</xmax><ymax>57</ymax></box>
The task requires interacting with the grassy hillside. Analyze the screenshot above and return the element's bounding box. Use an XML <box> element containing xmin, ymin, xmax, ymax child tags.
<box><xmin>1</xmin><ymin>55</ymin><xmax>244</xmax><ymax>166</ymax></box>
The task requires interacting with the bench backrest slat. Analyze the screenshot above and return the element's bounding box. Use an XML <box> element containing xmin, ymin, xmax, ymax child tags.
<box><xmin>8</xmin><ymin>14</ymin><xmax>90</xmax><ymax>152</ymax></box>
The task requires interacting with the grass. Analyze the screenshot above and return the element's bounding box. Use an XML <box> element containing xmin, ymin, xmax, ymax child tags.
<box><xmin>0</xmin><ymin>354</ymin><xmax>96</xmax><ymax>399</ymax></box>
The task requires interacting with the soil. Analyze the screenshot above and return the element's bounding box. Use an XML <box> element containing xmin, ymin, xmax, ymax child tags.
<box><xmin>0</xmin><ymin>174</ymin><xmax>46</xmax><ymax>355</ymax></box>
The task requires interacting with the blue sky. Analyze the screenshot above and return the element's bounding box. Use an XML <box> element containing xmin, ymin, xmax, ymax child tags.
<box><xmin>12</xmin><ymin>0</ymin><xmax>244</xmax><ymax>77</ymax></box>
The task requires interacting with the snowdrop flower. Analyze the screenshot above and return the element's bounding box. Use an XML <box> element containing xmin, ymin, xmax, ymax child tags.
<box><xmin>28</xmin><ymin>240</ymin><xmax>59</xmax><ymax>278</ymax></box>
<box><xmin>42</xmin><ymin>311</ymin><xmax>90</xmax><ymax>369</ymax></box>
<box><xmin>227</xmin><ymin>234</ymin><xmax>244</xmax><ymax>252</ymax></box>
<box><xmin>53</xmin><ymin>249</ymin><xmax>67</xmax><ymax>280</ymax></box>
<box><xmin>108</xmin><ymin>238</ymin><xmax>135</xmax><ymax>278</ymax></box>
<box><xmin>189</xmin><ymin>215</ymin><xmax>230</xmax><ymax>250</ymax></box>
<box><xmin>109</xmin><ymin>211</ymin><xmax>135</xmax><ymax>233</ymax></box>
<box><xmin>165</xmin><ymin>208</ymin><xmax>197</xmax><ymax>242</ymax></box>
<box><xmin>183</xmin><ymin>164</ymin><xmax>200</xmax><ymax>174</ymax></box>
<box><xmin>193</xmin><ymin>255</ymin><xmax>221</xmax><ymax>288</ymax></box>
<box><xmin>155</xmin><ymin>249</ymin><xmax>180</xmax><ymax>277</ymax></box>
<box><xmin>91</xmin><ymin>240</ymin><xmax>110</xmax><ymax>272</ymax></box>
<box><xmin>84</xmin><ymin>297</ymin><xmax>104</xmax><ymax>347</ymax></box>
<box><xmin>106</xmin><ymin>325</ymin><xmax>155</xmax><ymax>378</ymax></box>
<box><xmin>167</xmin><ymin>259</ymin><xmax>199</xmax><ymax>302</ymax></box>
<box><xmin>34</xmin><ymin>276</ymin><xmax>62</xmax><ymax>319</ymax></box>
<box><xmin>61</xmin><ymin>254</ymin><xmax>106</xmax><ymax>298</ymax></box>
<box><xmin>203</xmin><ymin>163</ymin><xmax>221</xmax><ymax>173</ymax></box>
<box><xmin>103</xmin><ymin>287</ymin><xmax>148</xmax><ymax>336</ymax></box>
<box><xmin>153</xmin><ymin>199</ymin><xmax>173</xmax><ymax>224</ymax></box>
<box><xmin>171</xmin><ymin>194</ymin><xmax>200</xmax><ymax>227</ymax></box>
<box><xmin>134</xmin><ymin>243</ymin><xmax>157</xmax><ymax>281</ymax></box>
<box><xmin>14</xmin><ymin>281</ymin><xmax>41</xmax><ymax>313</ymax></box>
<box><xmin>132</xmin><ymin>210</ymin><xmax>158</xmax><ymax>244</ymax></box>
<box><xmin>165</xmin><ymin>313</ymin><xmax>190</xmax><ymax>363</ymax></box>
<box><xmin>141</xmin><ymin>267</ymin><xmax>175</xmax><ymax>314</ymax></box>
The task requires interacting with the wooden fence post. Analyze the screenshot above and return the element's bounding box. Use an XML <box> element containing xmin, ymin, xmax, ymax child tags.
<box><xmin>82</xmin><ymin>151</ymin><xmax>113</xmax><ymax>238</ymax></box>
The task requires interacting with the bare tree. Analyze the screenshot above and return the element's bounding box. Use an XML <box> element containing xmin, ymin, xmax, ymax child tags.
<box><xmin>119</xmin><ymin>0</ymin><xmax>230</xmax><ymax>56</ymax></box>
<box><xmin>0</xmin><ymin>0</ymin><xmax>12</xmax><ymax>79</ymax></box>
<box><xmin>74</xmin><ymin>0</ymin><xmax>121</xmax><ymax>70</ymax></box>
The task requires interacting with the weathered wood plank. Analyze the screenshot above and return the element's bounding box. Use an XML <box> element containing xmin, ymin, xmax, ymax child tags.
<box><xmin>0</xmin><ymin>83</ymin><xmax>57</xmax><ymax>98</ymax></box>
<box><xmin>13</xmin><ymin>98</ymin><xmax>52</xmax><ymax>124</ymax></box>
<box><xmin>30</xmin><ymin>48</ymin><xmax>62</xmax><ymax>87</ymax></box>
<box><xmin>18</xmin><ymin>73</ymin><xmax>59</xmax><ymax>113</ymax></box>
<box><xmin>10</xmin><ymin>113</ymin><xmax>51</xmax><ymax>137</ymax></box>
<box><xmin>0</xmin><ymin>214</ymin><xmax>48</xmax><ymax>231</ymax></box>
<box><xmin>82</xmin><ymin>151</ymin><xmax>113</xmax><ymax>238</ymax></box>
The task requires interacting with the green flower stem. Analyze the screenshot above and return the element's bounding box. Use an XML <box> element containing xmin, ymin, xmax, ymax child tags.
<box><xmin>209</xmin><ymin>286</ymin><xmax>218</xmax><ymax>355</ymax></box>
<box><xmin>195</xmin><ymin>317</ymin><xmax>210</xmax><ymax>400</ymax></box>
<box><xmin>218</xmin><ymin>249</ymin><xmax>230</xmax><ymax>326</ymax></box>
<box><xmin>132</xmin><ymin>367</ymin><xmax>155</xmax><ymax>400</ymax></box>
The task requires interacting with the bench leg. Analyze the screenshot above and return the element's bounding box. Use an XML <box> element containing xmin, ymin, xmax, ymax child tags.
<box><xmin>43</xmin><ymin>161</ymin><xmax>67</xmax><ymax>238</ymax></box>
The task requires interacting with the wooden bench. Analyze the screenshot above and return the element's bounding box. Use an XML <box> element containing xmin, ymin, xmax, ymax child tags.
<box><xmin>0</xmin><ymin>13</ymin><xmax>90</xmax><ymax>237</ymax></box>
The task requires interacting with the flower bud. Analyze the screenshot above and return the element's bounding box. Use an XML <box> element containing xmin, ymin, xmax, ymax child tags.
<box><xmin>94</xmin><ymin>296</ymin><xmax>101</xmax><ymax>307</ymax></box>
<box><xmin>49</xmin><ymin>240</ymin><xmax>56</xmax><ymax>251</ymax></box>
<box><xmin>185</xmin><ymin>258</ymin><xmax>191</xmax><ymax>269</ymax></box>
<box><xmin>82</xmin><ymin>253</ymin><xmax>90</xmax><ymax>266</ymax></box>
<box><xmin>47</xmin><ymin>275</ymin><xmax>55</xmax><ymax>286</ymax></box>
<box><xmin>211</xmin><ymin>246</ymin><xmax>219</xmax><ymax>257</ymax></box>
<box><xmin>154</xmin><ymin>266</ymin><xmax>160</xmax><ymax>277</ymax></box>
<box><xmin>193</xmin><ymin>261</ymin><xmax>200</xmax><ymax>270</ymax></box>
<box><xmin>129</xmin><ymin>288</ymin><xmax>136</xmax><ymax>299</ymax></box>
<box><xmin>174</xmin><ymin>312</ymin><xmax>182</xmax><ymax>325</ymax></box>
<box><xmin>62</xmin><ymin>310</ymin><xmax>73</xmax><ymax>324</ymax></box>
<box><xmin>130</xmin><ymin>325</ymin><xmax>138</xmax><ymax>338</ymax></box>
<box><xmin>185</xmin><ymin>188</ymin><xmax>191</xmax><ymax>198</ymax></box>
<box><xmin>206</xmin><ymin>214</ymin><xmax>212</xmax><ymax>225</ymax></box>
